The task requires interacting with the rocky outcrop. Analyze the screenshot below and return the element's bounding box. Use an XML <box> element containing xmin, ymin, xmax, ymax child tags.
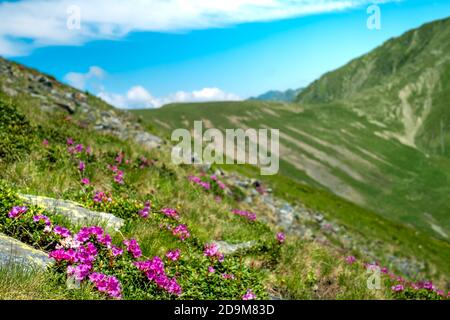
<box><xmin>0</xmin><ymin>57</ymin><xmax>162</xmax><ymax>150</ymax></box>
<box><xmin>213</xmin><ymin>240</ymin><xmax>256</xmax><ymax>255</ymax></box>
<box><xmin>0</xmin><ymin>233</ymin><xmax>52</xmax><ymax>270</ymax></box>
<box><xmin>18</xmin><ymin>194</ymin><xmax>124</xmax><ymax>230</ymax></box>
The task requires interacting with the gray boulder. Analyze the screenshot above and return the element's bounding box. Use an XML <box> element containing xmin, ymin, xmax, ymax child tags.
<box><xmin>0</xmin><ymin>233</ymin><xmax>53</xmax><ymax>270</ymax></box>
<box><xmin>18</xmin><ymin>194</ymin><xmax>124</xmax><ymax>230</ymax></box>
<box><xmin>212</xmin><ymin>240</ymin><xmax>256</xmax><ymax>255</ymax></box>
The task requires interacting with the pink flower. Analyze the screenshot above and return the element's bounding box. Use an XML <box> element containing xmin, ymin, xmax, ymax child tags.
<box><xmin>204</xmin><ymin>243</ymin><xmax>219</xmax><ymax>257</ymax></box>
<box><xmin>78</xmin><ymin>161</ymin><xmax>86</xmax><ymax>172</ymax></box>
<box><xmin>222</xmin><ymin>273</ymin><xmax>235</xmax><ymax>280</ymax></box>
<box><xmin>161</xmin><ymin>207</ymin><xmax>179</xmax><ymax>219</ymax></box>
<box><xmin>75</xmin><ymin>242</ymin><xmax>98</xmax><ymax>264</ymax></box>
<box><xmin>232</xmin><ymin>209</ymin><xmax>256</xmax><ymax>221</ymax></box>
<box><xmin>123</xmin><ymin>239</ymin><xmax>142</xmax><ymax>258</ymax></box>
<box><xmin>391</xmin><ymin>284</ymin><xmax>404</xmax><ymax>292</ymax></box>
<box><xmin>86</xmin><ymin>146</ymin><xmax>92</xmax><ymax>155</ymax></box>
<box><xmin>67</xmin><ymin>263</ymin><xmax>92</xmax><ymax>281</ymax></box>
<box><xmin>171</xmin><ymin>224</ymin><xmax>190</xmax><ymax>241</ymax></box>
<box><xmin>108</xmin><ymin>164</ymin><xmax>118</xmax><ymax>173</ymax></box>
<box><xmin>345</xmin><ymin>256</ymin><xmax>356</xmax><ymax>265</ymax></box>
<box><xmin>166</xmin><ymin>249</ymin><xmax>181</xmax><ymax>261</ymax></box>
<box><xmin>97</xmin><ymin>233</ymin><xmax>112</xmax><ymax>248</ymax></box>
<box><xmin>276</xmin><ymin>232</ymin><xmax>286</xmax><ymax>243</ymax></box>
<box><xmin>111</xmin><ymin>245</ymin><xmax>123</xmax><ymax>257</ymax></box>
<box><xmin>66</xmin><ymin>137</ymin><xmax>74</xmax><ymax>146</ymax></box>
<box><xmin>208</xmin><ymin>266</ymin><xmax>215</xmax><ymax>273</ymax></box>
<box><xmin>138</xmin><ymin>201</ymin><xmax>151</xmax><ymax>218</ymax></box>
<box><xmin>42</xmin><ymin>139</ymin><xmax>49</xmax><ymax>146</ymax></box>
<box><xmin>33</xmin><ymin>214</ymin><xmax>51</xmax><ymax>226</ymax></box>
<box><xmin>134</xmin><ymin>257</ymin><xmax>182</xmax><ymax>296</ymax></box>
<box><xmin>204</xmin><ymin>243</ymin><xmax>224</xmax><ymax>262</ymax></box>
<box><xmin>114</xmin><ymin>171</ymin><xmax>124</xmax><ymax>184</ymax></box>
<box><xmin>75</xmin><ymin>144</ymin><xmax>84</xmax><ymax>153</ymax></box>
<box><xmin>242</xmin><ymin>289</ymin><xmax>256</xmax><ymax>300</ymax></box>
<box><xmin>115</xmin><ymin>152</ymin><xmax>124</xmax><ymax>164</ymax></box>
<box><xmin>49</xmin><ymin>248</ymin><xmax>77</xmax><ymax>263</ymax></box>
<box><xmin>89</xmin><ymin>273</ymin><xmax>122</xmax><ymax>299</ymax></box>
<box><xmin>8</xmin><ymin>206</ymin><xmax>27</xmax><ymax>218</ymax></box>
<box><xmin>81</xmin><ymin>178</ymin><xmax>90</xmax><ymax>185</ymax></box>
<box><xmin>93</xmin><ymin>191</ymin><xmax>112</xmax><ymax>203</ymax></box>
<box><xmin>53</xmin><ymin>225</ymin><xmax>72</xmax><ymax>238</ymax></box>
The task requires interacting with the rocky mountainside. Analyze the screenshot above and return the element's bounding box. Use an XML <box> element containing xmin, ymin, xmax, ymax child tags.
<box><xmin>0</xmin><ymin>57</ymin><xmax>162</xmax><ymax>151</ymax></box>
<box><xmin>297</xmin><ymin>17</ymin><xmax>450</xmax><ymax>155</ymax></box>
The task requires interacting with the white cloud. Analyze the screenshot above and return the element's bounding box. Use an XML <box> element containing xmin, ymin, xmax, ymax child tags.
<box><xmin>0</xmin><ymin>0</ymin><xmax>388</xmax><ymax>56</ymax></box>
<box><xmin>97</xmin><ymin>86</ymin><xmax>241</xmax><ymax>109</ymax></box>
<box><xmin>64</xmin><ymin>66</ymin><xmax>105</xmax><ymax>90</ymax></box>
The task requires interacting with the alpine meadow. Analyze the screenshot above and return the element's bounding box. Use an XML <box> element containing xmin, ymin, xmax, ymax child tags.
<box><xmin>0</xmin><ymin>1</ymin><xmax>449</xmax><ymax>303</ymax></box>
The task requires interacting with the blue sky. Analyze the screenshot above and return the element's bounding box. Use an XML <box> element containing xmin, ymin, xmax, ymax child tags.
<box><xmin>2</xmin><ymin>0</ymin><xmax>450</xmax><ymax>108</ymax></box>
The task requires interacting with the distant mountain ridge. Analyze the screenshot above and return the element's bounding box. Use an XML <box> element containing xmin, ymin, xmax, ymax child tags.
<box><xmin>249</xmin><ymin>88</ymin><xmax>303</xmax><ymax>102</ymax></box>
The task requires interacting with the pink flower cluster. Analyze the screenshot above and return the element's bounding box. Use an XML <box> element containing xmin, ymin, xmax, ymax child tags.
<box><xmin>78</xmin><ymin>161</ymin><xmax>86</xmax><ymax>172</ymax></box>
<box><xmin>54</xmin><ymin>225</ymin><xmax>72</xmax><ymax>238</ymax></box>
<box><xmin>134</xmin><ymin>257</ymin><xmax>182</xmax><ymax>296</ymax></box>
<box><xmin>362</xmin><ymin>262</ymin><xmax>448</xmax><ymax>297</ymax></box>
<box><xmin>33</xmin><ymin>214</ymin><xmax>51</xmax><ymax>226</ymax></box>
<box><xmin>48</xmin><ymin>226</ymin><xmax>123</xmax><ymax>299</ymax></box>
<box><xmin>123</xmin><ymin>239</ymin><xmax>142</xmax><ymax>258</ymax></box>
<box><xmin>161</xmin><ymin>207</ymin><xmax>179</xmax><ymax>219</ymax></box>
<box><xmin>276</xmin><ymin>232</ymin><xmax>285</xmax><ymax>243</ymax></box>
<box><xmin>210</xmin><ymin>175</ymin><xmax>226</xmax><ymax>190</ymax></box>
<box><xmin>93</xmin><ymin>191</ymin><xmax>112</xmax><ymax>203</ymax></box>
<box><xmin>242</xmin><ymin>289</ymin><xmax>256</xmax><ymax>300</ymax></box>
<box><xmin>188</xmin><ymin>176</ymin><xmax>211</xmax><ymax>190</ymax></box>
<box><xmin>67</xmin><ymin>138</ymin><xmax>87</xmax><ymax>155</ymax></box>
<box><xmin>8</xmin><ymin>206</ymin><xmax>27</xmax><ymax>218</ymax></box>
<box><xmin>222</xmin><ymin>273</ymin><xmax>235</xmax><ymax>280</ymax></box>
<box><xmin>138</xmin><ymin>201</ymin><xmax>151</xmax><ymax>218</ymax></box>
<box><xmin>188</xmin><ymin>175</ymin><xmax>227</xmax><ymax>191</ymax></box>
<box><xmin>231</xmin><ymin>209</ymin><xmax>257</xmax><ymax>221</ymax></box>
<box><xmin>89</xmin><ymin>273</ymin><xmax>122</xmax><ymax>299</ymax></box>
<box><xmin>345</xmin><ymin>256</ymin><xmax>356</xmax><ymax>265</ymax></box>
<box><xmin>171</xmin><ymin>224</ymin><xmax>190</xmax><ymax>241</ymax></box>
<box><xmin>166</xmin><ymin>249</ymin><xmax>181</xmax><ymax>261</ymax></box>
<box><xmin>203</xmin><ymin>243</ymin><xmax>224</xmax><ymax>262</ymax></box>
<box><xmin>115</xmin><ymin>152</ymin><xmax>124</xmax><ymax>164</ymax></box>
<box><xmin>114</xmin><ymin>170</ymin><xmax>125</xmax><ymax>184</ymax></box>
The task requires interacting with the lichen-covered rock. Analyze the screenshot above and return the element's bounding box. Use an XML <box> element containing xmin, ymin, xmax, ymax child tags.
<box><xmin>18</xmin><ymin>194</ymin><xmax>124</xmax><ymax>230</ymax></box>
<box><xmin>212</xmin><ymin>240</ymin><xmax>256</xmax><ymax>255</ymax></box>
<box><xmin>0</xmin><ymin>233</ymin><xmax>52</xmax><ymax>270</ymax></box>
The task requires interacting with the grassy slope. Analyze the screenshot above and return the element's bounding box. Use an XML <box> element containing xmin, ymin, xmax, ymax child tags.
<box><xmin>0</xmin><ymin>87</ymin><xmax>393</xmax><ymax>299</ymax></box>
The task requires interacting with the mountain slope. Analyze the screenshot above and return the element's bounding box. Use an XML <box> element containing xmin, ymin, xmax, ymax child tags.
<box><xmin>135</xmin><ymin>17</ymin><xmax>450</xmax><ymax>242</ymax></box>
<box><xmin>297</xmin><ymin>17</ymin><xmax>450</xmax><ymax>155</ymax></box>
<box><xmin>249</xmin><ymin>88</ymin><xmax>303</xmax><ymax>102</ymax></box>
